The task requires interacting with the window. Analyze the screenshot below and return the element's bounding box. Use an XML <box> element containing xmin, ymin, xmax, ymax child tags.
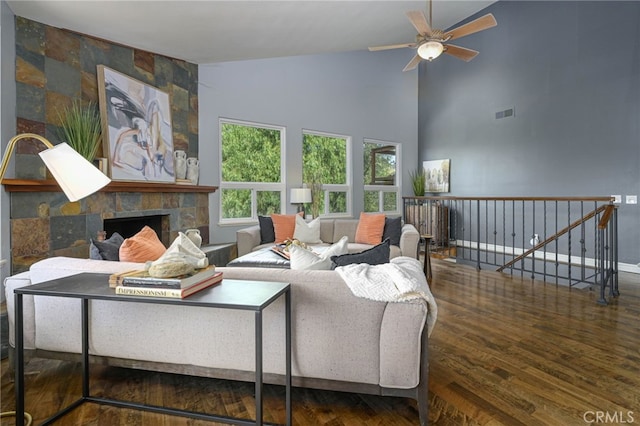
<box><xmin>220</xmin><ymin>119</ymin><xmax>285</xmax><ymax>222</ymax></box>
<box><xmin>363</xmin><ymin>140</ymin><xmax>400</xmax><ymax>213</ymax></box>
<box><xmin>302</xmin><ymin>131</ymin><xmax>351</xmax><ymax>218</ymax></box>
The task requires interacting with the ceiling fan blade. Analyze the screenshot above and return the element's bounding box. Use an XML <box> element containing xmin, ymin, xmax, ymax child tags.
<box><xmin>369</xmin><ymin>42</ymin><xmax>416</xmax><ymax>52</ymax></box>
<box><xmin>443</xmin><ymin>44</ymin><xmax>479</xmax><ymax>62</ymax></box>
<box><xmin>406</xmin><ymin>10</ymin><xmax>432</xmax><ymax>37</ymax></box>
<box><xmin>403</xmin><ymin>54</ymin><xmax>422</xmax><ymax>72</ymax></box>
<box><xmin>446</xmin><ymin>13</ymin><xmax>497</xmax><ymax>41</ymax></box>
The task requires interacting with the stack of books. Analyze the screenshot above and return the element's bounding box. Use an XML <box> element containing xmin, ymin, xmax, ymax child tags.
<box><xmin>109</xmin><ymin>265</ymin><xmax>223</xmax><ymax>299</ymax></box>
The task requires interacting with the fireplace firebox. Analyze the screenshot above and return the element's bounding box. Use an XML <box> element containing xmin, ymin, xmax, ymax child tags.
<box><xmin>104</xmin><ymin>215</ymin><xmax>170</xmax><ymax>246</ymax></box>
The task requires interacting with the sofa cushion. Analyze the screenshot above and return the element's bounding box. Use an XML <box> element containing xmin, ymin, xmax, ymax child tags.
<box><xmin>382</xmin><ymin>216</ymin><xmax>402</xmax><ymax>247</ymax></box>
<box><xmin>258</xmin><ymin>215</ymin><xmax>276</xmax><ymax>244</ymax></box>
<box><xmin>331</xmin><ymin>239</ymin><xmax>391</xmax><ymax>267</ymax></box>
<box><xmin>119</xmin><ymin>226</ymin><xmax>166</xmax><ymax>263</ymax></box>
<box><xmin>90</xmin><ymin>232</ymin><xmax>124</xmax><ymax>261</ymax></box>
<box><xmin>290</xmin><ymin>236</ymin><xmax>348</xmax><ymax>270</ymax></box>
<box><xmin>355</xmin><ymin>213</ymin><xmax>386</xmax><ymax>245</ymax></box>
<box><xmin>293</xmin><ymin>216</ymin><xmax>322</xmax><ymax>244</ymax></box>
<box><xmin>271</xmin><ymin>213</ymin><xmax>303</xmax><ymax>243</ymax></box>
<box><xmin>332</xmin><ymin>219</ymin><xmax>358</xmax><ymax>243</ymax></box>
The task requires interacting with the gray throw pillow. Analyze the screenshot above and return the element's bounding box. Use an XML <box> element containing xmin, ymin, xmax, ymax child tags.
<box><xmin>258</xmin><ymin>215</ymin><xmax>276</xmax><ymax>244</ymax></box>
<box><xmin>90</xmin><ymin>232</ymin><xmax>125</xmax><ymax>261</ymax></box>
<box><xmin>331</xmin><ymin>239</ymin><xmax>391</xmax><ymax>268</ymax></box>
<box><xmin>382</xmin><ymin>216</ymin><xmax>402</xmax><ymax>246</ymax></box>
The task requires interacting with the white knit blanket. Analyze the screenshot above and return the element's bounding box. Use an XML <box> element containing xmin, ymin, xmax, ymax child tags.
<box><xmin>336</xmin><ymin>256</ymin><xmax>438</xmax><ymax>336</ymax></box>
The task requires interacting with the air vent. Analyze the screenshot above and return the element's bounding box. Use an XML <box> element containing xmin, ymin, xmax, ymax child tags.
<box><xmin>495</xmin><ymin>107</ymin><xmax>515</xmax><ymax>120</ymax></box>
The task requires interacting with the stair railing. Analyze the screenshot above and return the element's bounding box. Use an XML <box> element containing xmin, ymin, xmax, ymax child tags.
<box><xmin>403</xmin><ymin>196</ymin><xmax>618</xmax><ymax>304</ymax></box>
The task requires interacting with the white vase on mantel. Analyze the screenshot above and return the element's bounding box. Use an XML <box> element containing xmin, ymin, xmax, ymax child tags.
<box><xmin>185</xmin><ymin>228</ymin><xmax>202</xmax><ymax>248</ymax></box>
<box><xmin>186</xmin><ymin>157</ymin><xmax>199</xmax><ymax>185</ymax></box>
<box><xmin>174</xmin><ymin>150</ymin><xmax>187</xmax><ymax>180</ymax></box>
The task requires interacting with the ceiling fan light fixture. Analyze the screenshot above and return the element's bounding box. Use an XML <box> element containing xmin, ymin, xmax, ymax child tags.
<box><xmin>417</xmin><ymin>41</ymin><xmax>444</xmax><ymax>61</ymax></box>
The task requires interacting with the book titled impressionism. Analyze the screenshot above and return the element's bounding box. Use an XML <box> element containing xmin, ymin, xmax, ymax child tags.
<box><xmin>115</xmin><ymin>272</ymin><xmax>223</xmax><ymax>299</ymax></box>
<box><xmin>110</xmin><ymin>265</ymin><xmax>217</xmax><ymax>289</ymax></box>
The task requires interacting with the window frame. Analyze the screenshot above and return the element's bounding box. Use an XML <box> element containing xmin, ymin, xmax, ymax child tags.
<box><xmin>302</xmin><ymin>129</ymin><xmax>352</xmax><ymax>218</ymax></box>
<box><xmin>218</xmin><ymin>118</ymin><xmax>286</xmax><ymax>225</ymax></box>
<box><xmin>363</xmin><ymin>139</ymin><xmax>401</xmax><ymax>214</ymax></box>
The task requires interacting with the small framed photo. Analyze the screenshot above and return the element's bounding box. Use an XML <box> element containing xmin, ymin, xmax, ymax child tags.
<box><xmin>423</xmin><ymin>159</ymin><xmax>450</xmax><ymax>193</ymax></box>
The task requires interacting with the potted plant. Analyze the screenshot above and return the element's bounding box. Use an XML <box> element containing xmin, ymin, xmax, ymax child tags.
<box><xmin>57</xmin><ymin>100</ymin><xmax>102</xmax><ymax>162</ymax></box>
<box><xmin>409</xmin><ymin>168</ymin><xmax>426</xmax><ymax>196</ymax></box>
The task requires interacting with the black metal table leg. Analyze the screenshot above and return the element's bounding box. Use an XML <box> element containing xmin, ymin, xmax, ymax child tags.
<box><xmin>15</xmin><ymin>293</ymin><xmax>25</xmax><ymax>426</ymax></box>
<box><xmin>285</xmin><ymin>288</ymin><xmax>291</xmax><ymax>426</ymax></box>
<box><xmin>82</xmin><ymin>298</ymin><xmax>90</xmax><ymax>397</ymax></box>
<box><xmin>255</xmin><ymin>310</ymin><xmax>263</xmax><ymax>425</ymax></box>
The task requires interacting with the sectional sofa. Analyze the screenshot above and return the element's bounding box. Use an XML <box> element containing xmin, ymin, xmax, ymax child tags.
<box><xmin>4</xmin><ymin>251</ymin><xmax>435</xmax><ymax>425</ymax></box>
<box><xmin>237</xmin><ymin>217</ymin><xmax>420</xmax><ymax>259</ymax></box>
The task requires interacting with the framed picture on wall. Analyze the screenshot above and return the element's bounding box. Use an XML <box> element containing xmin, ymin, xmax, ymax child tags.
<box><xmin>97</xmin><ymin>65</ymin><xmax>175</xmax><ymax>182</ymax></box>
<box><xmin>423</xmin><ymin>159</ymin><xmax>450</xmax><ymax>193</ymax></box>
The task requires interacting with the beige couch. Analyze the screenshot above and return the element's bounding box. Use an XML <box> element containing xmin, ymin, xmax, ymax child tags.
<box><xmin>237</xmin><ymin>218</ymin><xmax>420</xmax><ymax>259</ymax></box>
<box><xmin>4</xmin><ymin>255</ymin><xmax>434</xmax><ymax>425</ymax></box>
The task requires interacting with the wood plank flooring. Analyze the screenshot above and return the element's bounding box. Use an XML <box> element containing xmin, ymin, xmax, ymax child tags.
<box><xmin>1</xmin><ymin>260</ymin><xmax>638</xmax><ymax>425</ymax></box>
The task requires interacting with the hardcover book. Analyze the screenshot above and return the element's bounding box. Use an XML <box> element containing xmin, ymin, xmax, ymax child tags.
<box><xmin>115</xmin><ymin>272</ymin><xmax>223</xmax><ymax>298</ymax></box>
<box><xmin>110</xmin><ymin>265</ymin><xmax>216</xmax><ymax>289</ymax></box>
<box><xmin>271</xmin><ymin>245</ymin><xmax>291</xmax><ymax>260</ymax></box>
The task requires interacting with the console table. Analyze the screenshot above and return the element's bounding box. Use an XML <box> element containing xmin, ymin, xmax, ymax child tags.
<box><xmin>14</xmin><ymin>273</ymin><xmax>291</xmax><ymax>425</ymax></box>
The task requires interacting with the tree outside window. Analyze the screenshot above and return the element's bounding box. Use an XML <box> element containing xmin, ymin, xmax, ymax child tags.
<box><xmin>302</xmin><ymin>132</ymin><xmax>351</xmax><ymax>217</ymax></box>
<box><xmin>220</xmin><ymin>120</ymin><xmax>284</xmax><ymax>221</ymax></box>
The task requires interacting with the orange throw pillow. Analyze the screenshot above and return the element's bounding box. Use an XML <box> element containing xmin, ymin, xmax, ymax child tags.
<box><xmin>355</xmin><ymin>212</ymin><xmax>386</xmax><ymax>245</ymax></box>
<box><xmin>271</xmin><ymin>213</ymin><xmax>303</xmax><ymax>243</ymax></box>
<box><xmin>119</xmin><ymin>225</ymin><xmax>166</xmax><ymax>262</ymax></box>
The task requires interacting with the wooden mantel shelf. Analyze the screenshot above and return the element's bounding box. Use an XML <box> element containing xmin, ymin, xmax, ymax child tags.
<box><xmin>1</xmin><ymin>178</ymin><xmax>218</xmax><ymax>194</ymax></box>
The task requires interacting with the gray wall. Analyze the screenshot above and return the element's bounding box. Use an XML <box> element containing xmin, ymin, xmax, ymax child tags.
<box><xmin>418</xmin><ymin>1</ymin><xmax>640</xmax><ymax>267</ymax></box>
<box><xmin>199</xmin><ymin>49</ymin><xmax>419</xmax><ymax>244</ymax></box>
<box><xmin>0</xmin><ymin>1</ymin><xmax>16</xmax><ymax>301</ymax></box>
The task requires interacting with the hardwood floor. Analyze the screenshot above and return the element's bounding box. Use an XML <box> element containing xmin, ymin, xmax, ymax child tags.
<box><xmin>1</xmin><ymin>260</ymin><xmax>638</xmax><ymax>425</ymax></box>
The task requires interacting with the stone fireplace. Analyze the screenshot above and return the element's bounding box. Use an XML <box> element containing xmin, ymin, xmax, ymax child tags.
<box><xmin>6</xmin><ymin>183</ymin><xmax>216</xmax><ymax>274</ymax></box>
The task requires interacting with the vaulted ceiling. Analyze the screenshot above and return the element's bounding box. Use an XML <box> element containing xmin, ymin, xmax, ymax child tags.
<box><xmin>7</xmin><ymin>1</ymin><xmax>496</xmax><ymax>64</ymax></box>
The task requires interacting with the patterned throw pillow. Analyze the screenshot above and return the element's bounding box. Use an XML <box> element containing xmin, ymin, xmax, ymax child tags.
<box><xmin>354</xmin><ymin>212</ymin><xmax>386</xmax><ymax>245</ymax></box>
<box><xmin>119</xmin><ymin>226</ymin><xmax>166</xmax><ymax>263</ymax></box>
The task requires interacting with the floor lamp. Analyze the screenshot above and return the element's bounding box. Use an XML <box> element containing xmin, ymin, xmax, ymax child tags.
<box><xmin>0</xmin><ymin>133</ymin><xmax>111</xmax><ymax>201</ymax></box>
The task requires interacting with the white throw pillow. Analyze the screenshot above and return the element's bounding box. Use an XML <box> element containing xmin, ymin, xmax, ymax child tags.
<box><xmin>289</xmin><ymin>236</ymin><xmax>349</xmax><ymax>270</ymax></box>
<box><xmin>293</xmin><ymin>215</ymin><xmax>322</xmax><ymax>244</ymax></box>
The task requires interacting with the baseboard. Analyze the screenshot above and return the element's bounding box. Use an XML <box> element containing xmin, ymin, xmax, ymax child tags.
<box><xmin>454</xmin><ymin>239</ymin><xmax>640</xmax><ymax>277</ymax></box>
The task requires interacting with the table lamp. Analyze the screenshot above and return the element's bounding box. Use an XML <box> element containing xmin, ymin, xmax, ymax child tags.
<box><xmin>290</xmin><ymin>188</ymin><xmax>312</xmax><ymax>214</ymax></box>
<box><xmin>0</xmin><ymin>133</ymin><xmax>111</xmax><ymax>201</ymax></box>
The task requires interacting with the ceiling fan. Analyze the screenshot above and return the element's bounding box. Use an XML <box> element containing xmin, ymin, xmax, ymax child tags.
<box><xmin>369</xmin><ymin>5</ymin><xmax>497</xmax><ymax>72</ymax></box>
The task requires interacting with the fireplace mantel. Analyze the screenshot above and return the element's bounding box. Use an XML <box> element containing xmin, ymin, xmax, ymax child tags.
<box><xmin>1</xmin><ymin>178</ymin><xmax>217</xmax><ymax>194</ymax></box>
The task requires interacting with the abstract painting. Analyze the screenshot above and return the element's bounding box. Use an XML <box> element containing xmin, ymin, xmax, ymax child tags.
<box><xmin>423</xmin><ymin>159</ymin><xmax>450</xmax><ymax>193</ymax></box>
<box><xmin>97</xmin><ymin>65</ymin><xmax>174</xmax><ymax>182</ymax></box>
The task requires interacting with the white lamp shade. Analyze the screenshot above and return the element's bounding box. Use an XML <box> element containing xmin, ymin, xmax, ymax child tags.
<box><xmin>418</xmin><ymin>41</ymin><xmax>444</xmax><ymax>61</ymax></box>
<box><xmin>290</xmin><ymin>188</ymin><xmax>312</xmax><ymax>204</ymax></box>
<box><xmin>39</xmin><ymin>142</ymin><xmax>110</xmax><ymax>202</ymax></box>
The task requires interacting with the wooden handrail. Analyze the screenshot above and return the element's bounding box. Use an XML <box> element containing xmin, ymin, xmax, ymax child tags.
<box><xmin>598</xmin><ymin>204</ymin><xmax>616</xmax><ymax>230</ymax></box>
<box><xmin>403</xmin><ymin>196</ymin><xmax>614</xmax><ymax>202</ymax></box>
<box><xmin>497</xmin><ymin>204</ymin><xmax>608</xmax><ymax>272</ymax></box>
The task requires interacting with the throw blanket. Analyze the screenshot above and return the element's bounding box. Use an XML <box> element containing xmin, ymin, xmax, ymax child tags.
<box><xmin>336</xmin><ymin>256</ymin><xmax>438</xmax><ymax>336</ymax></box>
